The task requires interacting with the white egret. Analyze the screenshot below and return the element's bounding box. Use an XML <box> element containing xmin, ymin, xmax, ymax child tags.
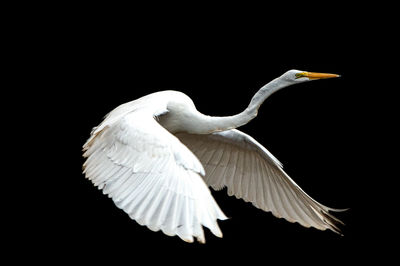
<box><xmin>82</xmin><ymin>69</ymin><xmax>345</xmax><ymax>243</ymax></box>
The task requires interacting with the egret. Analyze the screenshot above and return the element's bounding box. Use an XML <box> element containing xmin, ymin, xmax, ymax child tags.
<box><xmin>82</xmin><ymin>69</ymin><xmax>345</xmax><ymax>243</ymax></box>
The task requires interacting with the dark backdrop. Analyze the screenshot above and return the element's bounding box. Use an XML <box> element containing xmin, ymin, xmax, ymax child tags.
<box><xmin>15</xmin><ymin>3</ymin><xmax>385</xmax><ymax>264</ymax></box>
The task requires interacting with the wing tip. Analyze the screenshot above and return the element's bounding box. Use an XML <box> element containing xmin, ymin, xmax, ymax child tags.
<box><xmin>328</xmin><ymin>207</ymin><xmax>350</xmax><ymax>213</ymax></box>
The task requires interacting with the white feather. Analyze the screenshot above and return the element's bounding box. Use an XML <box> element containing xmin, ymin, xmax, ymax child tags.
<box><xmin>177</xmin><ymin>129</ymin><xmax>345</xmax><ymax>234</ymax></box>
<box><xmin>83</xmin><ymin>93</ymin><xmax>227</xmax><ymax>243</ymax></box>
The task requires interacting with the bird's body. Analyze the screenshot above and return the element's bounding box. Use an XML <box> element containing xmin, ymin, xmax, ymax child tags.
<box><xmin>83</xmin><ymin>70</ymin><xmax>345</xmax><ymax>243</ymax></box>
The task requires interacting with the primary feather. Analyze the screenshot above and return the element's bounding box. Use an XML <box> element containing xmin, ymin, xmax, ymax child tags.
<box><xmin>177</xmin><ymin>130</ymin><xmax>345</xmax><ymax>234</ymax></box>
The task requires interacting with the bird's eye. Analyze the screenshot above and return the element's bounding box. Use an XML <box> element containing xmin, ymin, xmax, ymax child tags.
<box><xmin>295</xmin><ymin>72</ymin><xmax>307</xmax><ymax>79</ymax></box>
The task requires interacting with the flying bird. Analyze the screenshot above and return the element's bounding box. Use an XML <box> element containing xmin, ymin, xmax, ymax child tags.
<box><xmin>82</xmin><ymin>69</ymin><xmax>345</xmax><ymax>243</ymax></box>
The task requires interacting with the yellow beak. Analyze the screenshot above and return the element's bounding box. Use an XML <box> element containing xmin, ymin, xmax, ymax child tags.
<box><xmin>306</xmin><ymin>72</ymin><xmax>341</xmax><ymax>80</ymax></box>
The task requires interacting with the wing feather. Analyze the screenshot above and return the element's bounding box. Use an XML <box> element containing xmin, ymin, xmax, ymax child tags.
<box><xmin>242</xmin><ymin>150</ymin><xmax>252</xmax><ymax>200</ymax></box>
<box><xmin>247</xmin><ymin>153</ymin><xmax>257</xmax><ymax>203</ymax></box>
<box><xmin>236</xmin><ymin>149</ymin><xmax>246</xmax><ymax>198</ymax></box>
<box><xmin>254</xmin><ymin>158</ymin><xmax>266</xmax><ymax>209</ymax></box>
<box><xmin>83</xmin><ymin>108</ymin><xmax>227</xmax><ymax>243</ymax></box>
<box><xmin>225</xmin><ymin>148</ymin><xmax>239</xmax><ymax>196</ymax></box>
<box><xmin>275</xmin><ymin>175</ymin><xmax>313</xmax><ymax>227</ymax></box>
<box><xmin>271</xmin><ymin>170</ymin><xmax>297</xmax><ymax>223</ymax></box>
<box><xmin>176</xmin><ymin>129</ymin><xmax>345</xmax><ymax>234</ymax></box>
<box><xmin>260</xmin><ymin>159</ymin><xmax>277</xmax><ymax>214</ymax></box>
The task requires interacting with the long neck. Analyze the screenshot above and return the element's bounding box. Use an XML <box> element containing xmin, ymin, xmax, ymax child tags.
<box><xmin>190</xmin><ymin>76</ymin><xmax>292</xmax><ymax>134</ymax></box>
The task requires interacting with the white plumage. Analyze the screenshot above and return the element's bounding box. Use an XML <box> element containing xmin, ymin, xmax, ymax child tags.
<box><xmin>83</xmin><ymin>70</ymin><xmax>345</xmax><ymax>243</ymax></box>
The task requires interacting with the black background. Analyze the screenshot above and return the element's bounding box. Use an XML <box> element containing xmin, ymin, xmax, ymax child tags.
<box><xmin>11</xmin><ymin>2</ymin><xmax>390</xmax><ymax>264</ymax></box>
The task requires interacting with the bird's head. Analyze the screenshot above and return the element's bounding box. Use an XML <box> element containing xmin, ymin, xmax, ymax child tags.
<box><xmin>282</xmin><ymin>69</ymin><xmax>340</xmax><ymax>83</ymax></box>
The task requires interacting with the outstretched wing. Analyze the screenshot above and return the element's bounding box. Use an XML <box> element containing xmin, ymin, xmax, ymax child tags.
<box><xmin>176</xmin><ymin>129</ymin><xmax>345</xmax><ymax>234</ymax></box>
<box><xmin>83</xmin><ymin>110</ymin><xmax>227</xmax><ymax>243</ymax></box>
